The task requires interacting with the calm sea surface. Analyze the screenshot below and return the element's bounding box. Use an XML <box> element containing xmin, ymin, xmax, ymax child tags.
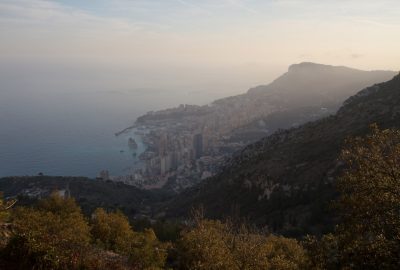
<box><xmin>0</xmin><ymin>90</ymin><xmax>149</xmax><ymax>177</ymax></box>
<box><xmin>0</xmin><ymin>88</ymin><xmax>209</xmax><ymax>178</ymax></box>
<box><xmin>0</xmin><ymin>63</ymin><xmax>244</xmax><ymax>178</ymax></box>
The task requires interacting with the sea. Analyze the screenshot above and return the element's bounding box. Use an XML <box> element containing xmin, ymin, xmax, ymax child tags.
<box><xmin>0</xmin><ymin>88</ymin><xmax>152</xmax><ymax>178</ymax></box>
<box><xmin>0</xmin><ymin>62</ymin><xmax>243</xmax><ymax>178</ymax></box>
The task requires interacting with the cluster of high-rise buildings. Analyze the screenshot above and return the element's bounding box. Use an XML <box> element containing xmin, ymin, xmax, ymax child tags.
<box><xmin>140</xmin><ymin>127</ymin><xmax>219</xmax><ymax>179</ymax></box>
<box><xmin>108</xmin><ymin>101</ymin><xmax>274</xmax><ymax>190</ymax></box>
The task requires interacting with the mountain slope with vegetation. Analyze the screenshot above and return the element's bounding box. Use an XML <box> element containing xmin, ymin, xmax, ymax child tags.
<box><xmin>164</xmin><ymin>72</ymin><xmax>400</xmax><ymax>236</ymax></box>
<box><xmin>120</xmin><ymin>63</ymin><xmax>395</xmax><ymax>192</ymax></box>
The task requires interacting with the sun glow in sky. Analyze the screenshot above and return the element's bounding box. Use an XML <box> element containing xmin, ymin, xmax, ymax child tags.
<box><xmin>1</xmin><ymin>0</ymin><xmax>399</xmax><ymax>94</ymax></box>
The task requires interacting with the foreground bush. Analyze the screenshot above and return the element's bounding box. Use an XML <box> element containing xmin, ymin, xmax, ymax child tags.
<box><xmin>0</xmin><ymin>195</ymin><xmax>15</xmax><ymax>249</ymax></box>
<box><xmin>129</xmin><ymin>228</ymin><xmax>169</xmax><ymax>269</ymax></box>
<box><xmin>335</xmin><ymin>125</ymin><xmax>400</xmax><ymax>268</ymax></box>
<box><xmin>5</xmin><ymin>193</ymin><xmax>91</xmax><ymax>269</ymax></box>
<box><xmin>177</xmin><ymin>215</ymin><xmax>307</xmax><ymax>270</ymax></box>
<box><xmin>91</xmin><ymin>208</ymin><xmax>135</xmax><ymax>253</ymax></box>
<box><xmin>91</xmin><ymin>208</ymin><xmax>168</xmax><ymax>269</ymax></box>
<box><xmin>304</xmin><ymin>125</ymin><xmax>400</xmax><ymax>269</ymax></box>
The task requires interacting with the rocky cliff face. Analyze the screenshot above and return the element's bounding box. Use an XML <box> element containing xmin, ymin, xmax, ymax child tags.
<box><xmin>164</xmin><ymin>73</ymin><xmax>400</xmax><ymax>236</ymax></box>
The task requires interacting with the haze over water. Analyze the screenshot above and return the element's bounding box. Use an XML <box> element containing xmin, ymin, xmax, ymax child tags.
<box><xmin>1</xmin><ymin>0</ymin><xmax>399</xmax><ymax>177</ymax></box>
<box><xmin>0</xmin><ymin>61</ymin><xmax>253</xmax><ymax>177</ymax></box>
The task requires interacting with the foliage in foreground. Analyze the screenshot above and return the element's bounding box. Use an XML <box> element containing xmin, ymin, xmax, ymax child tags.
<box><xmin>0</xmin><ymin>194</ymin><xmax>168</xmax><ymax>270</ymax></box>
<box><xmin>91</xmin><ymin>208</ymin><xmax>168</xmax><ymax>269</ymax></box>
<box><xmin>305</xmin><ymin>124</ymin><xmax>400</xmax><ymax>269</ymax></box>
<box><xmin>176</xmin><ymin>213</ymin><xmax>307</xmax><ymax>270</ymax></box>
<box><xmin>1</xmin><ymin>125</ymin><xmax>400</xmax><ymax>269</ymax></box>
<box><xmin>5</xmin><ymin>193</ymin><xmax>91</xmax><ymax>269</ymax></box>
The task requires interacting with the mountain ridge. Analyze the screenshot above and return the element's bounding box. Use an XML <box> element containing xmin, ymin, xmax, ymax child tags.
<box><xmin>117</xmin><ymin>63</ymin><xmax>395</xmax><ymax>191</ymax></box>
<box><xmin>163</xmin><ymin>72</ymin><xmax>400</xmax><ymax>236</ymax></box>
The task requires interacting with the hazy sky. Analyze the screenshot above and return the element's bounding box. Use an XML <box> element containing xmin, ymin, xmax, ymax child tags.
<box><xmin>1</xmin><ymin>0</ymin><xmax>399</xmax><ymax>96</ymax></box>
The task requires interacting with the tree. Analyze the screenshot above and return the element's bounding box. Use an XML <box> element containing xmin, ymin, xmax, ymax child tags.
<box><xmin>5</xmin><ymin>192</ymin><xmax>91</xmax><ymax>269</ymax></box>
<box><xmin>261</xmin><ymin>235</ymin><xmax>308</xmax><ymax>270</ymax></box>
<box><xmin>177</xmin><ymin>211</ymin><xmax>307</xmax><ymax>270</ymax></box>
<box><xmin>0</xmin><ymin>193</ymin><xmax>16</xmax><ymax>223</ymax></box>
<box><xmin>90</xmin><ymin>208</ymin><xmax>134</xmax><ymax>253</ymax></box>
<box><xmin>334</xmin><ymin>124</ymin><xmax>400</xmax><ymax>268</ymax></box>
<box><xmin>303</xmin><ymin>234</ymin><xmax>339</xmax><ymax>270</ymax></box>
<box><xmin>129</xmin><ymin>228</ymin><xmax>169</xmax><ymax>270</ymax></box>
<box><xmin>90</xmin><ymin>208</ymin><xmax>168</xmax><ymax>269</ymax></box>
<box><xmin>37</xmin><ymin>191</ymin><xmax>81</xmax><ymax>216</ymax></box>
<box><xmin>177</xmin><ymin>219</ymin><xmax>235</xmax><ymax>270</ymax></box>
<box><xmin>0</xmin><ymin>194</ymin><xmax>16</xmax><ymax>248</ymax></box>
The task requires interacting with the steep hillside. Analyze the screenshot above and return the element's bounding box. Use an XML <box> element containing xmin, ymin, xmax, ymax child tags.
<box><xmin>164</xmin><ymin>73</ymin><xmax>400</xmax><ymax>236</ymax></box>
<box><xmin>117</xmin><ymin>63</ymin><xmax>395</xmax><ymax>191</ymax></box>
